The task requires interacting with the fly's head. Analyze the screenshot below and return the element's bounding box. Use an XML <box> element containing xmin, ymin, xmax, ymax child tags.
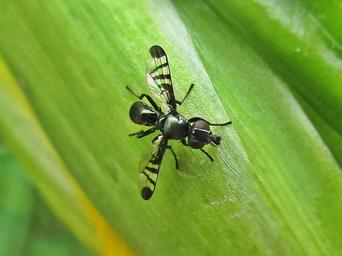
<box><xmin>129</xmin><ymin>101</ymin><xmax>159</xmax><ymax>126</ymax></box>
<box><xmin>187</xmin><ymin>119</ymin><xmax>221</xmax><ymax>149</ymax></box>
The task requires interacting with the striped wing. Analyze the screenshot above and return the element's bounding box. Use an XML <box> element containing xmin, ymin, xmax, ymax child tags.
<box><xmin>146</xmin><ymin>45</ymin><xmax>177</xmax><ymax>111</ymax></box>
<box><xmin>138</xmin><ymin>135</ymin><xmax>168</xmax><ymax>200</ymax></box>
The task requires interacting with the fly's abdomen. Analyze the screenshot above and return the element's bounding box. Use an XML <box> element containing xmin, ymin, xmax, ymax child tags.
<box><xmin>129</xmin><ymin>101</ymin><xmax>159</xmax><ymax>126</ymax></box>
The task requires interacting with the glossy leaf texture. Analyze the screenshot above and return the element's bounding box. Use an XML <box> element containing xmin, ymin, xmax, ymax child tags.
<box><xmin>0</xmin><ymin>0</ymin><xmax>341</xmax><ymax>255</ymax></box>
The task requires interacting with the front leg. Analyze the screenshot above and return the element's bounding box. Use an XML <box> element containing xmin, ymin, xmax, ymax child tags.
<box><xmin>182</xmin><ymin>138</ymin><xmax>213</xmax><ymax>161</ymax></box>
<box><xmin>200</xmin><ymin>148</ymin><xmax>214</xmax><ymax>161</ymax></box>
<box><xmin>188</xmin><ymin>117</ymin><xmax>232</xmax><ymax>126</ymax></box>
<box><xmin>129</xmin><ymin>127</ymin><xmax>156</xmax><ymax>138</ymax></box>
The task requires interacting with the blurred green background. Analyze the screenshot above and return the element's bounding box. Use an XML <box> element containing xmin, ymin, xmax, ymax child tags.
<box><xmin>0</xmin><ymin>142</ymin><xmax>90</xmax><ymax>256</ymax></box>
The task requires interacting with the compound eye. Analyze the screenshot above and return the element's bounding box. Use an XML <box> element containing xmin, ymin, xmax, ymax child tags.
<box><xmin>193</xmin><ymin>120</ymin><xmax>210</xmax><ymax>131</ymax></box>
<box><xmin>188</xmin><ymin>137</ymin><xmax>205</xmax><ymax>149</ymax></box>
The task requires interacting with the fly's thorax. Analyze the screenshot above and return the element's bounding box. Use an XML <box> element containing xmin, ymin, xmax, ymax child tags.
<box><xmin>162</xmin><ymin>113</ymin><xmax>189</xmax><ymax>140</ymax></box>
<box><xmin>129</xmin><ymin>101</ymin><xmax>159</xmax><ymax>126</ymax></box>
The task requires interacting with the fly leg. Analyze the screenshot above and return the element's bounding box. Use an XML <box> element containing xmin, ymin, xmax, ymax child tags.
<box><xmin>167</xmin><ymin>145</ymin><xmax>179</xmax><ymax>169</ymax></box>
<box><xmin>183</xmin><ymin>139</ymin><xmax>214</xmax><ymax>162</ymax></box>
<box><xmin>182</xmin><ymin>139</ymin><xmax>214</xmax><ymax>161</ymax></box>
<box><xmin>208</xmin><ymin>121</ymin><xmax>232</xmax><ymax>126</ymax></box>
<box><xmin>126</xmin><ymin>86</ymin><xmax>161</xmax><ymax>113</ymax></box>
<box><xmin>200</xmin><ymin>148</ymin><xmax>214</xmax><ymax>162</ymax></box>
<box><xmin>188</xmin><ymin>117</ymin><xmax>232</xmax><ymax>126</ymax></box>
<box><xmin>176</xmin><ymin>83</ymin><xmax>194</xmax><ymax>105</ymax></box>
<box><xmin>129</xmin><ymin>127</ymin><xmax>156</xmax><ymax>138</ymax></box>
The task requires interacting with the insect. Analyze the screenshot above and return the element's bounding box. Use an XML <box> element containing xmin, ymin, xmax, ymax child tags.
<box><xmin>127</xmin><ymin>45</ymin><xmax>232</xmax><ymax>200</ymax></box>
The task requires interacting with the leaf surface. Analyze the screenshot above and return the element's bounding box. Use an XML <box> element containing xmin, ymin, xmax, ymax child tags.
<box><xmin>0</xmin><ymin>0</ymin><xmax>341</xmax><ymax>255</ymax></box>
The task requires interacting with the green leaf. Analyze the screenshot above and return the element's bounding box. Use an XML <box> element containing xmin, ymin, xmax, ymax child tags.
<box><xmin>0</xmin><ymin>57</ymin><xmax>132</xmax><ymax>255</ymax></box>
<box><xmin>200</xmin><ymin>0</ymin><xmax>342</xmax><ymax>165</ymax></box>
<box><xmin>0</xmin><ymin>143</ymin><xmax>91</xmax><ymax>256</ymax></box>
<box><xmin>0</xmin><ymin>143</ymin><xmax>32</xmax><ymax>256</ymax></box>
<box><xmin>0</xmin><ymin>0</ymin><xmax>341</xmax><ymax>255</ymax></box>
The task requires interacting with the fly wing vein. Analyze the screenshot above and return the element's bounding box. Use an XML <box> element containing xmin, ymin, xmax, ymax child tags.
<box><xmin>147</xmin><ymin>45</ymin><xmax>177</xmax><ymax>111</ymax></box>
<box><xmin>138</xmin><ymin>135</ymin><xmax>167</xmax><ymax>200</ymax></box>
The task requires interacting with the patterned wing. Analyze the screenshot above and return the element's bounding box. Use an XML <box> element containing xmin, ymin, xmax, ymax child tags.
<box><xmin>146</xmin><ymin>45</ymin><xmax>177</xmax><ymax>111</ymax></box>
<box><xmin>138</xmin><ymin>135</ymin><xmax>168</xmax><ymax>200</ymax></box>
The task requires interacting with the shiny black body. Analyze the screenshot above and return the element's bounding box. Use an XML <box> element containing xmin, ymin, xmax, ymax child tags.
<box><xmin>129</xmin><ymin>95</ymin><xmax>228</xmax><ymax>151</ymax></box>
<box><xmin>127</xmin><ymin>45</ymin><xmax>232</xmax><ymax>200</ymax></box>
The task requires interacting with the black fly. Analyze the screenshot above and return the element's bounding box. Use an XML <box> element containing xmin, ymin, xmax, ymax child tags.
<box><xmin>127</xmin><ymin>45</ymin><xmax>232</xmax><ymax>200</ymax></box>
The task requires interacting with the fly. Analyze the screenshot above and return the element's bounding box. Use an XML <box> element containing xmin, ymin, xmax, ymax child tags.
<box><xmin>127</xmin><ymin>45</ymin><xmax>232</xmax><ymax>200</ymax></box>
